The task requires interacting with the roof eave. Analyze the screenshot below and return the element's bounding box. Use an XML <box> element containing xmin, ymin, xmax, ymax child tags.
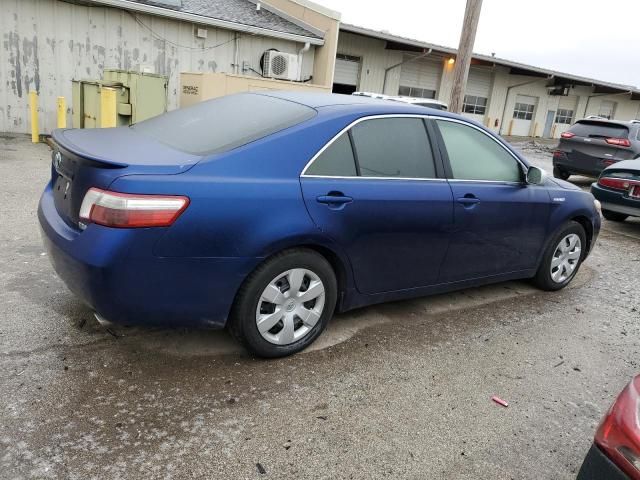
<box><xmin>89</xmin><ymin>0</ymin><xmax>324</xmax><ymax>45</ymax></box>
<box><xmin>340</xmin><ymin>23</ymin><xmax>639</xmax><ymax>95</ymax></box>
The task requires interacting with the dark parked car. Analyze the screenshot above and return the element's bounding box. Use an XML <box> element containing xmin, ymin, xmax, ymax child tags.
<box><xmin>553</xmin><ymin>119</ymin><xmax>640</xmax><ymax>180</ymax></box>
<box><xmin>577</xmin><ymin>375</ymin><xmax>640</xmax><ymax>480</ymax></box>
<box><xmin>38</xmin><ymin>92</ymin><xmax>601</xmax><ymax>357</ymax></box>
<box><xmin>591</xmin><ymin>159</ymin><xmax>640</xmax><ymax>222</ymax></box>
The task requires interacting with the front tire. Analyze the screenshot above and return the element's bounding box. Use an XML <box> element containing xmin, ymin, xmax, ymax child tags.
<box><xmin>602</xmin><ymin>209</ymin><xmax>628</xmax><ymax>222</ymax></box>
<box><xmin>532</xmin><ymin>221</ymin><xmax>586</xmax><ymax>291</ymax></box>
<box><xmin>228</xmin><ymin>248</ymin><xmax>337</xmax><ymax>358</ymax></box>
<box><xmin>553</xmin><ymin>167</ymin><xmax>570</xmax><ymax>180</ymax></box>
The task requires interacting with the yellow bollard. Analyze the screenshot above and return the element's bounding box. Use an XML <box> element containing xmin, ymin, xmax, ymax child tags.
<box><xmin>29</xmin><ymin>90</ymin><xmax>39</xmax><ymax>143</ymax></box>
<box><xmin>57</xmin><ymin>97</ymin><xmax>67</xmax><ymax>129</ymax></box>
<box><xmin>100</xmin><ymin>87</ymin><xmax>117</xmax><ymax>128</ymax></box>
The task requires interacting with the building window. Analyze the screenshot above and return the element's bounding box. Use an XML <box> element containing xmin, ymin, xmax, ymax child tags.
<box><xmin>398</xmin><ymin>86</ymin><xmax>436</xmax><ymax>99</ymax></box>
<box><xmin>598</xmin><ymin>100</ymin><xmax>616</xmax><ymax>120</ymax></box>
<box><xmin>555</xmin><ymin>109</ymin><xmax>574</xmax><ymax>124</ymax></box>
<box><xmin>462</xmin><ymin>95</ymin><xmax>488</xmax><ymax>115</ymax></box>
<box><xmin>513</xmin><ymin>102</ymin><xmax>535</xmax><ymax>120</ymax></box>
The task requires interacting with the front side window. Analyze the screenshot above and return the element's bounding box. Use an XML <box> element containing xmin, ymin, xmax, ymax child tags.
<box><xmin>555</xmin><ymin>109</ymin><xmax>574</xmax><ymax>125</ymax></box>
<box><xmin>463</xmin><ymin>95</ymin><xmax>488</xmax><ymax>115</ymax></box>
<box><xmin>350</xmin><ymin>118</ymin><xmax>436</xmax><ymax>178</ymax></box>
<box><xmin>305</xmin><ymin>133</ymin><xmax>357</xmax><ymax>177</ymax></box>
<box><xmin>436</xmin><ymin>120</ymin><xmax>522</xmax><ymax>183</ymax></box>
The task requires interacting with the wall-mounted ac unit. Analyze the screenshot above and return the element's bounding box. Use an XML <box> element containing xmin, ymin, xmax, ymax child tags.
<box><xmin>263</xmin><ymin>51</ymin><xmax>299</xmax><ymax>81</ymax></box>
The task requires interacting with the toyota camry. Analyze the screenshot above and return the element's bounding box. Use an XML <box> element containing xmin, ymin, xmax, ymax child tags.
<box><xmin>38</xmin><ymin>92</ymin><xmax>601</xmax><ymax>357</ymax></box>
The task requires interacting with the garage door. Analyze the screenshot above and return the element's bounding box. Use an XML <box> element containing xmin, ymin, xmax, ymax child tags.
<box><xmin>399</xmin><ymin>55</ymin><xmax>442</xmax><ymax>99</ymax></box>
<box><xmin>333</xmin><ymin>54</ymin><xmax>361</xmax><ymax>94</ymax></box>
<box><xmin>462</xmin><ymin>66</ymin><xmax>492</xmax><ymax>123</ymax></box>
<box><xmin>553</xmin><ymin>95</ymin><xmax>578</xmax><ymax>137</ymax></box>
<box><xmin>511</xmin><ymin>94</ymin><xmax>537</xmax><ymax>136</ymax></box>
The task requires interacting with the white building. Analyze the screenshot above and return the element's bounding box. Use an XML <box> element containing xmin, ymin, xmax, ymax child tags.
<box><xmin>333</xmin><ymin>24</ymin><xmax>640</xmax><ymax>139</ymax></box>
<box><xmin>0</xmin><ymin>0</ymin><xmax>339</xmax><ymax>134</ymax></box>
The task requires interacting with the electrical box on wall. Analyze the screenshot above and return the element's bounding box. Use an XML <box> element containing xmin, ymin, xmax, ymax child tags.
<box><xmin>196</xmin><ymin>28</ymin><xmax>207</xmax><ymax>39</ymax></box>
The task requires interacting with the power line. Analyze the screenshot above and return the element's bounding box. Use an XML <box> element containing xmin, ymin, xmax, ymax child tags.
<box><xmin>127</xmin><ymin>12</ymin><xmax>240</xmax><ymax>51</ymax></box>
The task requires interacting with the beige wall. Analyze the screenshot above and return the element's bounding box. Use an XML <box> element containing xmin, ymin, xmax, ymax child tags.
<box><xmin>180</xmin><ymin>72</ymin><xmax>330</xmax><ymax>107</ymax></box>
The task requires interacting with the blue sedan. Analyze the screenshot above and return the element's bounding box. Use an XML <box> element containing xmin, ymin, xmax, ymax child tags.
<box><xmin>38</xmin><ymin>92</ymin><xmax>601</xmax><ymax>357</ymax></box>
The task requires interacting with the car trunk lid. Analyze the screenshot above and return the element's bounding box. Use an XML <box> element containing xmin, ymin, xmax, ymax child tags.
<box><xmin>50</xmin><ymin>128</ymin><xmax>201</xmax><ymax>228</ymax></box>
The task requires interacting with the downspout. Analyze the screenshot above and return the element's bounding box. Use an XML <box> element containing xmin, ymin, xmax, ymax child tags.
<box><xmin>297</xmin><ymin>42</ymin><xmax>311</xmax><ymax>82</ymax></box>
<box><xmin>582</xmin><ymin>90</ymin><xmax>632</xmax><ymax>118</ymax></box>
<box><xmin>233</xmin><ymin>32</ymin><xmax>240</xmax><ymax>74</ymax></box>
<box><xmin>382</xmin><ymin>48</ymin><xmax>433</xmax><ymax>95</ymax></box>
<box><xmin>499</xmin><ymin>75</ymin><xmax>553</xmax><ymax>135</ymax></box>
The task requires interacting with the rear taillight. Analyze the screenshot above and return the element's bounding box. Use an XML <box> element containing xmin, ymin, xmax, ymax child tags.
<box><xmin>561</xmin><ymin>132</ymin><xmax>575</xmax><ymax>139</ymax></box>
<box><xmin>594</xmin><ymin>376</ymin><xmax>640</xmax><ymax>480</ymax></box>
<box><xmin>79</xmin><ymin>188</ymin><xmax>189</xmax><ymax>229</ymax></box>
<box><xmin>553</xmin><ymin>150</ymin><xmax>566</xmax><ymax>159</ymax></box>
<box><xmin>605</xmin><ymin>137</ymin><xmax>631</xmax><ymax>147</ymax></box>
<box><xmin>598</xmin><ymin>177</ymin><xmax>634</xmax><ymax>191</ymax></box>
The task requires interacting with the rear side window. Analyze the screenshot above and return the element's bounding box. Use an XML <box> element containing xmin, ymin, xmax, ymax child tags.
<box><xmin>569</xmin><ymin>121</ymin><xmax>629</xmax><ymax>139</ymax></box>
<box><xmin>132</xmin><ymin>93</ymin><xmax>316</xmax><ymax>155</ymax></box>
<box><xmin>350</xmin><ymin>118</ymin><xmax>436</xmax><ymax>178</ymax></box>
<box><xmin>305</xmin><ymin>133</ymin><xmax>357</xmax><ymax>176</ymax></box>
<box><xmin>436</xmin><ymin>120</ymin><xmax>522</xmax><ymax>182</ymax></box>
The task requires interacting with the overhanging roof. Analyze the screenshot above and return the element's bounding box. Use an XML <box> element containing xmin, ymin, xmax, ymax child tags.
<box><xmin>88</xmin><ymin>0</ymin><xmax>324</xmax><ymax>45</ymax></box>
<box><xmin>340</xmin><ymin>23</ymin><xmax>639</xmax><ymax>95</ymax></box>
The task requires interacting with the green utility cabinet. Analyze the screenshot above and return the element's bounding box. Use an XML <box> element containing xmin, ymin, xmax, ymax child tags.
<box><xmin>72</xmin><ymin>69</ymin><xmax>168</xmax><ymax>128</ymax></box>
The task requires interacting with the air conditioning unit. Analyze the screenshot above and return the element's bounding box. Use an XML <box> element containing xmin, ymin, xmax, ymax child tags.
<box><xmin>263</xmin><ymin>51</ymin><xmax>299</xmax><ymax>81</ymax></box>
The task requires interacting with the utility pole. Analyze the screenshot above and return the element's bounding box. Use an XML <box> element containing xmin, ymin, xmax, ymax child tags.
<box><xmin>449</xmin><ymin>0</ymin><xmax>483</xmax><ymax>113</ymax></box>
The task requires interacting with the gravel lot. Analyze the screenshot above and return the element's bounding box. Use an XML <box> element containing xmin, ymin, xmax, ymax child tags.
<box><xmin>1</xmin><ymin>134</ymin><xmax>639</xmax><ymax>479</ymax></box>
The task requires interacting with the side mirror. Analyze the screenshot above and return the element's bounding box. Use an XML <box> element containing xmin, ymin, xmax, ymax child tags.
<box><xmin>526</xmin><ymin>166</ymin><xmax>545</xmax><ymax>185</ymax></box>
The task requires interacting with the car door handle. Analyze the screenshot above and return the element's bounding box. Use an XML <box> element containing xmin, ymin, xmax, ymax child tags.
<box><xmin>457</xmin><ymin>195</ymin><xmax>480</xmax><ymax>208</ymax></box>
<box><xmin>316</xmin><ymin>193</ymin><xmax>353</xmax><ymax>209</ymax></box>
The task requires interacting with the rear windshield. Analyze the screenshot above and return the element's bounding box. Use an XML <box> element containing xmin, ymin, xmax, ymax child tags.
<box><xmin>132</xmin><ymin>93</ymin><xmax>316</xmax><ymax>155</ymax></box>
<box><xmin>569</xmin><ymin>121</ymin><xmax>629</xmax><ymax>139</ymax></box>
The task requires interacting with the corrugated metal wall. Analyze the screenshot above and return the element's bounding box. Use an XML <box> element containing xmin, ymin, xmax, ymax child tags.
<box><xmin>0</xmin><ymin>0</ymin><xmax>315</xmax><ymax>134</ymax></box>
<box><xmin>336</xmin><ymin>31</ymin><xmax>402</xmax><ymax>94</ymax></box>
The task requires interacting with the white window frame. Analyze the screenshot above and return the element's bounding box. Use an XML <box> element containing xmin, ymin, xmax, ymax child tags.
<box><xmin>513</xmin><ymin>102</ymin><xmax>535</xmax><ymax>120</ymax></box>
<box><xmin>463</xmin><ymin>95</ymin><xmax>488</xmax><ymax>115</ymax></box>
<box><xmin>555</xmin><ymin>108</ymin><xmax>574</xmax><ymax>125</ymax></box>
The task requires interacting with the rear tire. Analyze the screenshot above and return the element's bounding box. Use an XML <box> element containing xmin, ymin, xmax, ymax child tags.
<box><xmin>553</xmin><ymin>167</ymin><xmax>570</xmax><ymax>180</ymax></box>
<box><xmin>602</xmin><ymin>209</ymin><xmax>628</xmax><ymax>222</ymax></box>
<box><xmin>532</xmin><ymin>221</ymin><xmax>586</xmax><ymax>291</ymax></box>
<box><xmin>228</xmin><ymin>248</ymin><xmax>337</xmax><ymax>358</ymax></box>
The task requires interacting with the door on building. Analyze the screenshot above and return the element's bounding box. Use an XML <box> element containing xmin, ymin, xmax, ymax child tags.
<box><xmin>598</xmin><ymin>100</ymin><xmax>616</xmax><ymax>119</ymax></box>
<box><xmin>511</xmin><ymin>95</ymin><xmax>537</xmax><ymax>136</ymax></box>
<box><xmin>333</xmin><ymin>54</ymin><xmax>361</xmax><ymax>94</ymax></box>
<box><xmin>553</xmin><ymin>95</ymin><xmax>577</xmax><ymax>137</ymax></box>
<box><xmin>462</xmin><ymin>66</ymin><xmax>492</xmax><ymax>124</ymax></box>
<box><xmin>398</xmin><ymin>55</ymin><xmax>442</xmax><ymax>99</ymax></box>
<box><xmin>543</xmin><ymin>110</ymin><xmax>555</xmax><ymax>138</ymax></box>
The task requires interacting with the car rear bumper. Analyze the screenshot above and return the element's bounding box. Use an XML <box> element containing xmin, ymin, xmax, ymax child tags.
<box><xmin>553</xmin><ymin>157</ymin><xmax>603</xmax><ymax>177</ymax></box>
<box><xmin>591</xmin><ymin>183</ymin><xmax>640</xmax><ymax>218</ymax></box>
<box><xmin>38</xmin><ymin>184</ymin><xmax>260</xmax><ymax>329</ymax></box>
<box><xmin>577</xmin><ymin>444</ymin><xmax>630</xmax><ymax>480</ymax></box>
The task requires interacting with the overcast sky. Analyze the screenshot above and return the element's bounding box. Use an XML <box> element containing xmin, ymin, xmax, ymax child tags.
<box><xmin>317</xmin><ymin>0</ymin><xmax>640</xmax><ymax>88</ymax></box>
